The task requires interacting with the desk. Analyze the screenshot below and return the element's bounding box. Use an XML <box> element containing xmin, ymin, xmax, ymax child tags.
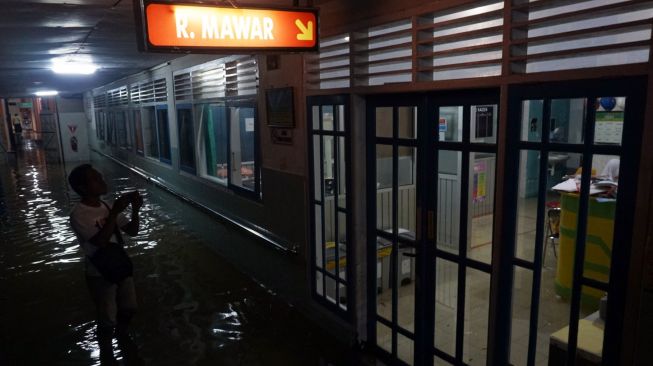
<box><xmin>555</xmin><ymin>193</ymin><xmax>615</xmax><ymax>308</ymax></box>
<box><xmin>548</xmin><ymin>313</ymin><xmax>604</xmax><ymax>366</ymax></box>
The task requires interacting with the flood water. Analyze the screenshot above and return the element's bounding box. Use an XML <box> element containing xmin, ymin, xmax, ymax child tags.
<box><xmin>0</xmin><ymin>145</ymin><xmax>359</xmax><ymax>365</ymax></box>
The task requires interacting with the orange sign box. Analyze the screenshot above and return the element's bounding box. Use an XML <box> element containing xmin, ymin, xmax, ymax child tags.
<box><xmin>145</xmin><ymin>3</ymin><xmax>317</xmax><ymax>50</ymax></box>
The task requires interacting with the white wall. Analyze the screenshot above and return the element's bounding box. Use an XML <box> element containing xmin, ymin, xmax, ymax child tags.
<box><xmin>58</xmin><ymin>111</ymin><xmax>89</xmax><ymax>162</ymax></box>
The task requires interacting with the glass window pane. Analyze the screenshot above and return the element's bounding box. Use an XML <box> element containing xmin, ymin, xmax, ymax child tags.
<box><xmin>439</xmin><ymin>106</ymin><xmax>463</xmax><ymax>142</ymax></box>
<box><xmin>339</xmin><ymin>283</ymin><xmax>347</xmax><ymax>310</ymax></box>
<box><xmin>323</xmin><ymin>105</ymin><xmax>334</xmax><ymax>131</ymax></box>
<box><xmin>229</xmin><ymin>106</ymin><xmax>256</xmax><ymax>191</ymax></box>
<box><xmin>201</xmin><ymin>104</ymin><xmax>228</xmax><ymax>185</ymax></box>
<box><xmin>157</xmin><ymin>108</ymin><xmax>171</xmax><ymax>162</ymax></box>
<box><xmin>376</xmin><ymin>144</ymin><xmax>393</xmax><ymax>231</ymax></box>
<box><xmin>337</xmin><ymin>104</ymin><xmax>345</xmax><ymax>132</ymax></box>
<box><xmin>376</xmin><ymin>107</ymin><xmax>393</xmax><ymax>138</ymax></box>
<box><xmin>510</xmin><ymin>267</ymin><xmax>533</xmax><ymax>366</ymax></box>
<box><xmin>314</xmin><ymin>204</ymin><xmax>323</xmax><ymax>268</ymax></box>
<box><xmin>434</xmin><ymin>258</ymin><xmax>457</xmax><ymax>356</ymax></box>
<box><xmin>313</xmin><ymin>135</ymin><xmax>322</xmax><ymax>201</ymax></box>
<box><xmin>397</xmin><ymin>246</ymin><xmax>415</xmax><ymax>333</ymax></box>
<box><xmin>177</xmin><ymin>107</ymin><xmax>195</xmax><ymax>172</ymax></box>
<box><xmin>325</xmin><ymin>198</ymin><xmax>336</xmax><ymax>275</ymax></box>
<box><xmin>463</xmin><ymin>268</ymin><xmax>490</xmax><ymax>366</ymax></box>
<box><xmin>397</xmin><ymin>334</ymin><xmax>414</xmax><ymax>365</ymax></box>
<box><xmin>133</xmin><ymin>110</ymin><xmax>144</xmax><ymax>154</ymax></box>
<box><xmin>471</xmin><ymin>104</ymin><xmax>497</xmax><ymax>144</ymax></box>
<box><xmin>521</xmin><ymin>100</ymin><xmax>544</xmax><ymax>142</ymax></box>
<box><xmin>398</xmin><ymin>106</ymin><xmax>416</xmax><ymax>139</ymax></box>
<box><xmin>468</xmin><ymin>152</ymin><xmax>495</xmax><ymax>264</ymax></box>
<box><xmin>593</xmin><ymin>97</ymin><xmax>625</xmax><ymax>146</ymax></box>
<box><xmin>337</xmin><ymin>136</ymin><xmax>347</xmax><ymax>204</ymax></box>
<box><xmin>549</xmin><ymin>98</ymin><xmax>586</xmax><ymax>144</ymax></box>
<box><xmin>142</xmin><ymin>107</ymin><xmax>158</xmax><ymax>158</ymax></box>
<box><xmin>398</xmin><ymin>147</ymin><xmax>417</xmax><ymax>241</ymax></box>
<box><xmin>325</xmin><ymin>275</ymin><xmax>337</xmax><ymax>304</ymax></box>
<box><xmin>337</xmin><ymin>212</ymin><xmax>347</xmax><ymax>280</ymax></box>
<box><xmin>437</xmin><ymin>150</ymin><xmax>461</xmax><ymax>255</ymax></box>
<box><xmin>377</xmin><ymin>322</ymin><xmax>392</xmax><ymax>354</ymax></box>
<box><xmin>316</xmin><ymin>271</ymin><xmax>324</xmax><ymax>296</ymax></box>
<box><xmin>376</xmin><ymin>236</ymin><xmax>392</xmax><ymax>322</ymax></box>
<box><xmin>116</xmin><ymin>111</ymin><xmax>127</xmax><ymax>148</ymax></box>
<box><xmin>515</xmin><ymin>150</ymin><xmax>540</xmax><ymax>262</ymax></box>
<box><xmin>323</xmin><ymin>136</ymin><xmax>335</xmax><ymax>196</ymax></box>
<box><xmin>312</xmin><ymin>105</ymin><xmax>320</xmax><ymax>130</ymax></box>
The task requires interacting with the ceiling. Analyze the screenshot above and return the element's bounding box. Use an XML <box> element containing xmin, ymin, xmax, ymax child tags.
<box><xmin>0</xmin><ymin>0</ymin><xmax>179</xmax><ymax>98</ymax></box>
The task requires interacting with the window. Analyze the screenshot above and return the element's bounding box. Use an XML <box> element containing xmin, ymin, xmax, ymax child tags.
<box><xmin>196</xmin><ymin>101</ymin><xmax>260</xmax><ymax>195</ymax></box>
<box><xmin>95</xmin><ymin>111</ymin><xmax>104</xmax><ymax>140</ymax></box>
<box><xmin>141</xmin><ymin>105</ymin><xmax>171</xmax><ymax>164</ymax></box>
<box><xmin>142</xmin><ymin>106</ymin><xmax>158</xmax><ymax>158</ymax></box>
<box><xmin>116</xmin><ymin>111</ymin><xmax>128</xmax><ymax>148</ymax></box>
<box><xmin>106</xmin><ymin>112</ymin><xmax>116</xmax><ymax>146</ymax></box>
<box><xmin>198</xmin><ymin>103</ymin><xmax>228</xmax><ymax>185</ymax></box>
<box><xmin>229</xmin><ymin>105</ymin><xmax>256</xmax><ymax>191</ymax></box>
<box><xmin>177</xmin><ymin>105</ymin><xmax>196</xmax><ymax>173</ymax></box>
<box><xmin>133</xmin><ymin>109</ymin><xmax>144</xmax><ymax>154</ymax></box>
<box><xmin>308</xmin><ymin>97</ymin><xmax>350</xmax><ymax>316</ymax></box>
<box><xmin>156</xmin><ymin>106</ymin><xmax>171</xmax><ymax>163</ymax></box>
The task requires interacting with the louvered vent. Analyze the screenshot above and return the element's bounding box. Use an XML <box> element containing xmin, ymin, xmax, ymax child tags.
<box><xmin>174</xmin><ymin>72</ymin><xmax>192</xmax><ymax>101</ymax></box>
<box><xmin>137</xmin><ymin>78</ymin><xmax>168</xmax><ymax>104</ymax></box>
<box><xmin>192</xmin><ymin>64</ymin><xmax>226</xmax><ymax>100</ymax></box>
<box><xmin>353</xmin><ymin>19</ymin><xmax>413</xmax><ymax>86</ymax></box>
<box><xmin>511</xmin><ymin>0</ymin><xmax>653</xmax><ymax>73</ymax></box>
<box><xmin>417</xmin><ymin>1</ymin><xmax>503</xmax><ymax>81</ymax></box>
<box><xmin>235</xmin><ymin>57</ymin><xmax>258</xmax><ymax>96</ymax></box>
<box><xmin>174</xmin><ymin>56</ymin><xmax>258</xmax><ymax>102</ymax></box>
<box><xmin>93</xmin><ymin>93</ymin><xmax>107</xmax><ymax>109</ymax></box>
<box><xmin>107</xmin><ymin>86</ymin><xmax>128</xmax><ymax>107</ymax></box>
<box><xmin>306</xmin><ymin>34</ymin><xmax>350</xmax><ymax>90</ymax></box>
<box><xmin>130</xmin><ymin>84</ymin><xmax>141</xmax><ymax>104</ymax></box>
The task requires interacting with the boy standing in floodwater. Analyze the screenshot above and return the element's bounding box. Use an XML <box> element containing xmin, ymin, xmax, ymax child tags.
<box><xmin>68</xmin><ymin>164</ymin><xmax>143</xmax><ymax>366</ymax></box>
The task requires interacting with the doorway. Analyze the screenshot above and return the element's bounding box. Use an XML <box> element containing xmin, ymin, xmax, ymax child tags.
<box><xmin>366</xmin><ymin>79</ymin><xmax>645</xmax><ymax>366</ymax></box>
<box><xmin>367</xmin><ymin>90</ymin><xmax>499</xmax><ymax>366</ymax></box>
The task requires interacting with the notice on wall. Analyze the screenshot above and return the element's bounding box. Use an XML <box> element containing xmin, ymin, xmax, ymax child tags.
<box><xmin>473</xmin><ymin>160</ymin><xmax>487</xmax><ymax>202</ymax></box>
<box><xmin>245</xmin><ymin>117</ymin><xmax>255</xmax><ymax>132</ymax></box>
<box><xmin>594</xmin><ymin>111</ymin><xmax>623</xmax><ymax>144</ymax></box>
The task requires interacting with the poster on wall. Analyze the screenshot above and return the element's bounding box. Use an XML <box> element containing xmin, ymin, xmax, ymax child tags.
<box><xmin>473</xmin><ymin>161</ymin><xmax>487</xmax><ymax>202</ymax></box>
<box><xmin>475</xmin><ymin>106</ymin><xmax>494</xmax><ymax>138</ymax></box>
<box><xmin>594</xmin><ymin>111</ymin><xmax>623</xmax><ymax>144</ymax></box>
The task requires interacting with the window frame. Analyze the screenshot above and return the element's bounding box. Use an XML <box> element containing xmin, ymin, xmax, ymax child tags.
<box><xmin>307</xmin><ymin>95</ymin><xmax>353</xmax><ymax>320</ymax></box>
<box><xmin>177</xmin><ymin>103</ymin><xmax>197</xmax><ymax>174</ymax></box>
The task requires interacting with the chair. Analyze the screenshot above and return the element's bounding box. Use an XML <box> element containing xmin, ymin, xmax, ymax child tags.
<box><xmin>543</xmin><ymin>204</ymin><xmax>561</xmax><ymax>266</ymax></box>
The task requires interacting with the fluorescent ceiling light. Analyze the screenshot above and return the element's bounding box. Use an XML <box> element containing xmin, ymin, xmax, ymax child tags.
<box><xmin>51</xmin><ymin>57</ymin><xmax>98</xmax><ymax>75</ymax></box>
<box><xmin>34</xmin><ymin>90</ymin><xmax>58</xmax><ymax>96</ymax></box>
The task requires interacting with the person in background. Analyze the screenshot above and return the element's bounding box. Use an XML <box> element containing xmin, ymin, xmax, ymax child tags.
<box><xmin>12</xmin><ymin>113</ymin><xmax>22</xmax><ymax>142</ymax></box>
<box><xmin>68</xmin><ymin>164</ymin><xmax>144</xmax><ymax>366</ymax></box>
<box><xmin>601</xmin><ymin>158</ymin><xmax>620</xmax><ymax>182</ymax></box>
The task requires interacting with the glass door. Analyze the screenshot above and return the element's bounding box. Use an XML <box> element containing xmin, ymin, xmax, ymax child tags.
<box><xmin>367</xmin><ymin>91</ymin><xmax>498</xmax><ymax>366</ymax></box>
<box><xmin>368</xmin><ymin>96</ymin><xmax>421</xmax><ymax>366</ymax></box>
<box><xmin>502</xmin><ymin>78</ymin><xmax>646</xmax><ymax>366</ymax></box>
<box><xmin>428</xmin><ymin>96</ymin><xmax>498</xmax><ymax>366</ymax></box>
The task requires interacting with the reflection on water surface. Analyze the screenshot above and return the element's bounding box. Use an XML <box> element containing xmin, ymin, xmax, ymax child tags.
<box><xmin>0</xmin><ymin>149</ymin><xmax>356</xmax><ymax>365</ymax></box>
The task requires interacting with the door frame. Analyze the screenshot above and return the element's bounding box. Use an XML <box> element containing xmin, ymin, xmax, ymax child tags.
<box><xmin>366</xmin><ymin>89</ymin><xmax>501</xmax><ymax>366</ymax></box>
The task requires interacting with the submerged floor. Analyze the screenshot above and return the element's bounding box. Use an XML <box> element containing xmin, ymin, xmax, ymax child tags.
<box><xmin>0</xmin><ymin>146</ymin><xmax>359</xmax><ymax>365</ymax></box>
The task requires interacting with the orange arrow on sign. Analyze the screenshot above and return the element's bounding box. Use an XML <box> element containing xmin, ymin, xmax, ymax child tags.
<box><xmin>295</xmin><ymin>19</ymin><xmax>313</xmax><ymax>41</ymax></box>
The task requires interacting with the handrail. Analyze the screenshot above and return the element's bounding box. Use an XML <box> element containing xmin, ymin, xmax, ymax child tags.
<box><xmin>92</xmin><ymin>148</ymin><xmax>299</xmax><ymax>254</ymax></box>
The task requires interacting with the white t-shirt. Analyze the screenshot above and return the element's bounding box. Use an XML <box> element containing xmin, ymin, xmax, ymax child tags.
<box><xmin>601</xmin><ymin>159</ymin><xmax>620</xmax><ymax>181</ymax></box>
<box><xmin>69</xmin><ymin>201</ymin><xmax>130</xmax><ymax>276</ymax></box>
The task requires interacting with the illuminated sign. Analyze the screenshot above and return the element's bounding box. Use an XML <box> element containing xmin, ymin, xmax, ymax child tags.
<box><xmin>135</xmin><ymin>1</ymin><xmax>319</xmax><ymax>52</ymax></box>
